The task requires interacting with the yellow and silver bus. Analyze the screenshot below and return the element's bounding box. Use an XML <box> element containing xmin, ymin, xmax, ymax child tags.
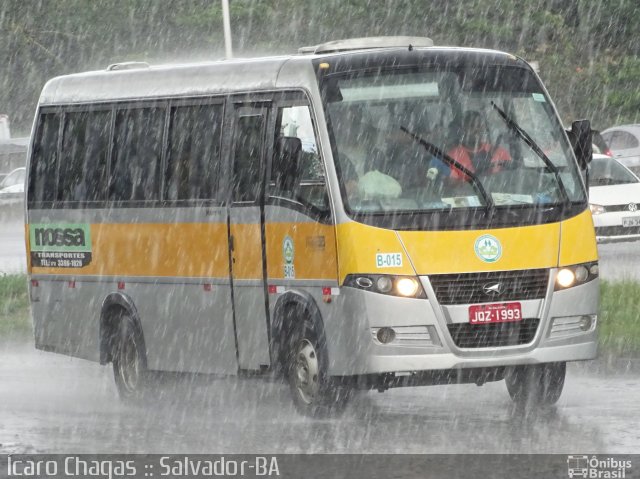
<box><xmin>26</xmin><ymin>37</ymin><xmax>598</xmax><ymax>416</ymax></box>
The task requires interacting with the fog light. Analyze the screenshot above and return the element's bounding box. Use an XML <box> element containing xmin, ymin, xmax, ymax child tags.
<box><xmin>580</xmin><ymin>315</ymin><xmax>594</xmax><ymax>331</ymax></box>
<box><xmin>556</xmin><ymin>268</ymin><xmax>575</xmax><ymax>288</ymax></box>
<box><xmin>396</xmin><ymin>277</ymin><xmax>419</xmax><ymax>297</ymax></box>
<box><xmin>377</xmin><ymin>327</ymin><xmax>396</xmax><ymax>344</ymax></box>
<box><xmin>574</xmin><ymin>265</ymin><xmax>589</xmax><ymax>283</ymax></box>
<box><xmin>376</xmin><ymin>276</ymin><xmax>393</xmax><ymax>293</ymax></box>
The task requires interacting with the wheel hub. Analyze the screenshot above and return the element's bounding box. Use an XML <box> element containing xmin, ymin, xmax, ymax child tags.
<box><xmin>119</xmin><ymin>334</ymin><xmax>140</xmax><ymax>393</ymax></box>
<box><xmin>294</xmin><ymin>339</ymin><xmax>320</xmax><ymax>404</ymax></box>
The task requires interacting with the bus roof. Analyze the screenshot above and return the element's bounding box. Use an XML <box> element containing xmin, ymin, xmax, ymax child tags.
<box><xmin>38</xmin><ymin>47</ymin><xmax>522</xmax><ymax>106</ymax></box>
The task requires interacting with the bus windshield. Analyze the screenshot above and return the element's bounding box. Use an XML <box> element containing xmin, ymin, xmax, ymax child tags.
<box><xmin>323</xmin><ymin>65</ymin><xmax>586</xmax><ymax>221</ymax></box>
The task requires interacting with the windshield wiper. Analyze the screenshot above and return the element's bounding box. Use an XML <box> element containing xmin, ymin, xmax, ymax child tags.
<box><xmin>400</xmin><ymin>126</ymin><xmax>495</xmax><ymax>216</ymax></box>
<box><xmin>490</xmin><ymin>101</ymin><xmax>571</xmax><ymax>208</ymax></box>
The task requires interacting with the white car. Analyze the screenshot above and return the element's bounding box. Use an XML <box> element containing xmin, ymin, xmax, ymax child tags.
<box><xmin>0</xmin><ymin>166</ymin><xmax>25</xmax><ymax>207</ymax></box>
<box><xmin>589</xmin><ymin>154</ymin><xmax>640</xmax><ymax>243</ymax></box>
<box><xmin>601</xmin><ymin>124</ymin><xmax>640</xmax><ymax>175</ymax></box>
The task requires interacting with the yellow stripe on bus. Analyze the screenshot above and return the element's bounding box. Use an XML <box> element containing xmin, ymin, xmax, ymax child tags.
<box><xmin>559</xmin><ymin>209</ymin><xmax>598</xmax><ymax>266</ymax></box>
<box><xmin>336</xmin><ymin>211</ymin><xmax>597</xmax><ymax>280</ymax></box>
<box><xmin>29</xmin><ymin>223</ymin><xmax>230</xmax><ymax>278</ymax></box>
<box><xmin>28</xmin><ymin>221</ymin><xmax>340</xmax><ymax>281</ymax></box>
<box><xmin>398</xmin><ymin>223</ymin><xmax>561</xmax><ymax>275</ymax></box>
<box><xmin>264</xmin><ymin>222</ymin><xmax>338</xmax><ymax>280</ymax></box>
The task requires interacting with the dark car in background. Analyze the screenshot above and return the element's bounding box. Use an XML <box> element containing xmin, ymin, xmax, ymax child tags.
<box><xmin>592</xmin><ymin>129</ymin><xmax>612</xmax><ymax>157</ymax></box>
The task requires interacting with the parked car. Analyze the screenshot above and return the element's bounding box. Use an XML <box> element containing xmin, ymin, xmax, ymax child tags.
<box><xmin>589</xmin><ymin>154</ymin><xmax>640</xmax><ymax>243</ymax></box>
<box><xmin>0</xmin><ymin>166</ymin><xmax>25</xmax><ymax>208</ymax></box>
<box><xmin>601</xmin><ymin>124</ymin><xmax>640</xmax><ymax>175</ymax></box>
<box><xmin>592</xmin><ymin>129</ymin><xmax>612</xmax><ymax>157</ymax></box>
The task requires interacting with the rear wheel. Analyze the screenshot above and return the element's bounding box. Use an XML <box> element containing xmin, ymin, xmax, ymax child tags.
<box><xmin>505</xmin><ymin>362</ymin><xmax>566</xmax><ymax>407</ymax></box>
<box><xmin>286</xmin><ymin>315</ymin><xmax>351</xmax><ymax>417</ymax></box>
<box><xmin>112</xmin><ymin>313</ymin><xmax>147</xmax><ymax>401</ymax></box>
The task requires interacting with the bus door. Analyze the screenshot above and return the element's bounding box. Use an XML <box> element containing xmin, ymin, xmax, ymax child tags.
<box><xmin>228</xmin><ymin>103</ymin><xmax>271</xmax><ymax>371</ymax></box>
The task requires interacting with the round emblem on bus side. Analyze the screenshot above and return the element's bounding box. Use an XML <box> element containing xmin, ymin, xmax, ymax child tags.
<box><xmin>474</xmin><ymin>234</ymin><xmax>502</xmax><ymax>263</ymax></box>
<box><xmin>283</xmin><ymin>235</ymin><xmax>295</xmax><ymax>264</ymax></box>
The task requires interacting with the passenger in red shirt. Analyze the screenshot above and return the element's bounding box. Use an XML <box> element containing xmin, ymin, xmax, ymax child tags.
<box><xmin>448</xmin><ymin>111</ymin><xmax>511</xmax><ymax>181</ymax></box>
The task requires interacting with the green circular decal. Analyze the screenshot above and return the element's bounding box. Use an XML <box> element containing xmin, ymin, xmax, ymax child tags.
<box><xmin>474</xmin><ymin>234</ymin><xmax>502</xmax><ymax>263</ymax></box>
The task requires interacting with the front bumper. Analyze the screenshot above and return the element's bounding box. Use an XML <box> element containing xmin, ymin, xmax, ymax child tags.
<box><xmin>593</xmin><ymin>211</ymin><xmax>640</xmax><ymax>243</ymax></box>
<box><xmin>323</xmin><ymin>271</ymin><xmax>598</xmax><ymax>376</ymax></box>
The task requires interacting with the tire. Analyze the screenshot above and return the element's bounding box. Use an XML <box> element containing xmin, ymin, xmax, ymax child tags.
<box><xmin>285</xmin><ymin>314</ymin><xmax>351</xmax><ymax>417</ymax></box>
<box><xmin>112</xmin><ymin>312</ymin><xmax>148</xmax><ymax>401</ymax></box>
<box><xmin>505</xmin><ymin>362</ymin><xmax>566</xmax><ymax>407</ymax></box>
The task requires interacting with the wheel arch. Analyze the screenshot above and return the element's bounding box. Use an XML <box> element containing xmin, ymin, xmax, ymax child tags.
<box><xmin>99</xmin><ymin>292</ymin><xmax>147</xmax><ymax>367</ymax></box>
<box><xmin>270</xmin><ymin>289</ymin><xmax>327</xmax><ymax>370</ymax></box>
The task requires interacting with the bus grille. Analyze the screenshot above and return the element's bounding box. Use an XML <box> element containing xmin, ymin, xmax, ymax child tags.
<box><xmin>447</xmin><ymin>318</ymin><xmax>540</xmax><ymax>348</ymax></box>
<box><xmin>428</xmin><ymin>269</ymin><xmax>549</xmax><ymax>305</ymax></box>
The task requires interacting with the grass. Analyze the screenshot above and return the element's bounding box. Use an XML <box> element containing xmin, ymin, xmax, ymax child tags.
<box><xmin>0</xmin><ymin>275</ymin><xmax>639</xmax><ymax>357</ymax></box>
<box><xmin>0</xmin><ymin>274</ymin><xmax>31</xmax><ymax>339</ymax></box>
<box><xmin>599</xmin><ymin>280</ymin><xmax>640</xmax><ymax>358</ymax></box>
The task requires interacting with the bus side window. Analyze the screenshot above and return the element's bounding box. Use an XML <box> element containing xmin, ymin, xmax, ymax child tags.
<box><xmin>58</xmin><ymin>110</ymin><xmax>110</xmax><ymax>202</ymax></box>
<box><xmin>165</xmin><ymin>103</ymin><xmax>223</xmax><ymax>201</ymax></box>
<box><xmin>110</xmin><ymin>106</ymin><xmax>164</xmax><ymax>202</ymax></box>
<box><xmin>29</xmin><ymin>112</ymin><xmax>60</xmax><ymax>204</ymax></box>
<box><xmin>232</xmin><ymin>114</ymin><xmax>265</xmax><ymax>203</ymax></box>
<box><xmin>271</xmin><ymin>106</ymin><xmax>329</xmax><ymax>212</ymax></box>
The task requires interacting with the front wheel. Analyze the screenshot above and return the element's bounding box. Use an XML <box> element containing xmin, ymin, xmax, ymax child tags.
<box><xmin>505</xmin><ymin>362</ymin><xmax>566</xmax><ymax>407</ymax></box>
<box><xmin>286</xmin><ymin>316</ymin><xmax>351</xmax><ymax>417</ymax></box>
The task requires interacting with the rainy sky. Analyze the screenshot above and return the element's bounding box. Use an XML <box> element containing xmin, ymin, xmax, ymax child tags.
<box><xmin>1</xmin><ymin>0</ymin><xmax>639</xmax><ymax>135</ymax></box>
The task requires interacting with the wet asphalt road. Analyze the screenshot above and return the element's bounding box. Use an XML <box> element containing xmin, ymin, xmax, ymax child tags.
<box><xmin>1</xmin><ymin>219</ymin><xmax>640</xmax><ymax>454</ymax></box>
<box><xmin>0</xmin><ymin>339</ymin><xmax>639</xmax><ymax>454</ymax></box>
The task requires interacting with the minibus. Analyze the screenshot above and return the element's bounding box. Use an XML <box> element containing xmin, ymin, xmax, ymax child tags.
<box><xmin>26</xmin><ymin>36</ymin><xmax>597</xmax><ymax>416</ymax></box>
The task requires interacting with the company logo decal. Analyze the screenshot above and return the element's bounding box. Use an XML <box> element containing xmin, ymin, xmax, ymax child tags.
<box><xmin>474</xmin><ymin>234</ymin><xmax>502</xmax><ymax>263</ymax></box>
<box><xmin>29</xmin><ymin>223</ymin><xmax>92</xmax><ymax>268</ymax></box>
<box><xmin>628</xmin><ymin>203</ymin><xmax>637</xmax><ymax>212</ymax></box>
<box><xmin>483</xmin><ymin>282</ymin><xmax>504</xmax><ymax>296</ymax></box>
<box><xmin>283</xmin><ymin>235</ymin><xmax>295</xmax><ymax>279</ymax></box>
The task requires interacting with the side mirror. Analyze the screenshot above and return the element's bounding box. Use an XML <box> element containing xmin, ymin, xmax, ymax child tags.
<box><xmin>566</xmin><ymin>119</ymin><xmax>593</xmax><ymax>171</ymax></box>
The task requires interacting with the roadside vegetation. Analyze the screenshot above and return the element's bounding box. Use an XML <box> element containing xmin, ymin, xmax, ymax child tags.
<box><xmin>0</xmin><ymin>274</ymin><xmax>30</xmax><ymax>338</ymax></box>
<box><xmin>1</xmin><ymin>275</ymin><xmax>638</xmax><ymax>357</ymax></box>
<box><xmin>599</xmin><ymin>280</ymin><xmax>640</xmax><ymax>358</ymax></box>
<box><xmin>1</xmin><ymin>0</ymin><xmax>639</xmax><ymax>136</ymax></box>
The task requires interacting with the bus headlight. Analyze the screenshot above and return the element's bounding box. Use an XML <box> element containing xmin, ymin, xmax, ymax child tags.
<box><xmin>589</xmin><ymin>203</ymin><xmax>605</xmax><ymax>215</ymax></box>
<box><xmin>556</xmin><ymin>268</ymin><xmax>575</xmax><ymax>288</ymax></box>
<box><xmin>396</xmin><ymin>277</ymin><xmax>420</xmax><ymax>297</ymax></box>
<box><xmin>555</xmin><ymin>262</ymin><xmax>598</xmax><ymax>290</ymax></box>
<box><xmin>344</xmin><ymin>274</ymin><xmax>426</xmax><ymax>299</ymax></box>
<box><xmin>376</xmin><ymin>276</ymin><xmax>394</xmax><ymax>293</ymax></box>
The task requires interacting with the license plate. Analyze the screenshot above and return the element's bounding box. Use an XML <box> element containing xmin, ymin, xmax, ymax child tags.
<box><xmin>469</xmin><ymin>302</ymin><xmax>522</xmax><ymax>324</ymax></box>
<box><xmin>622</xmin><ymin>217</ymin><xmax>640</xmax><ymax>227</ymax></box>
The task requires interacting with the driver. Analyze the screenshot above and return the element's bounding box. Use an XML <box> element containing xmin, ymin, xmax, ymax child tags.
<box><xmin>447</xmin><ymin>110</ymin><xmax>511</xmax><ymax>181</ymax></box>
